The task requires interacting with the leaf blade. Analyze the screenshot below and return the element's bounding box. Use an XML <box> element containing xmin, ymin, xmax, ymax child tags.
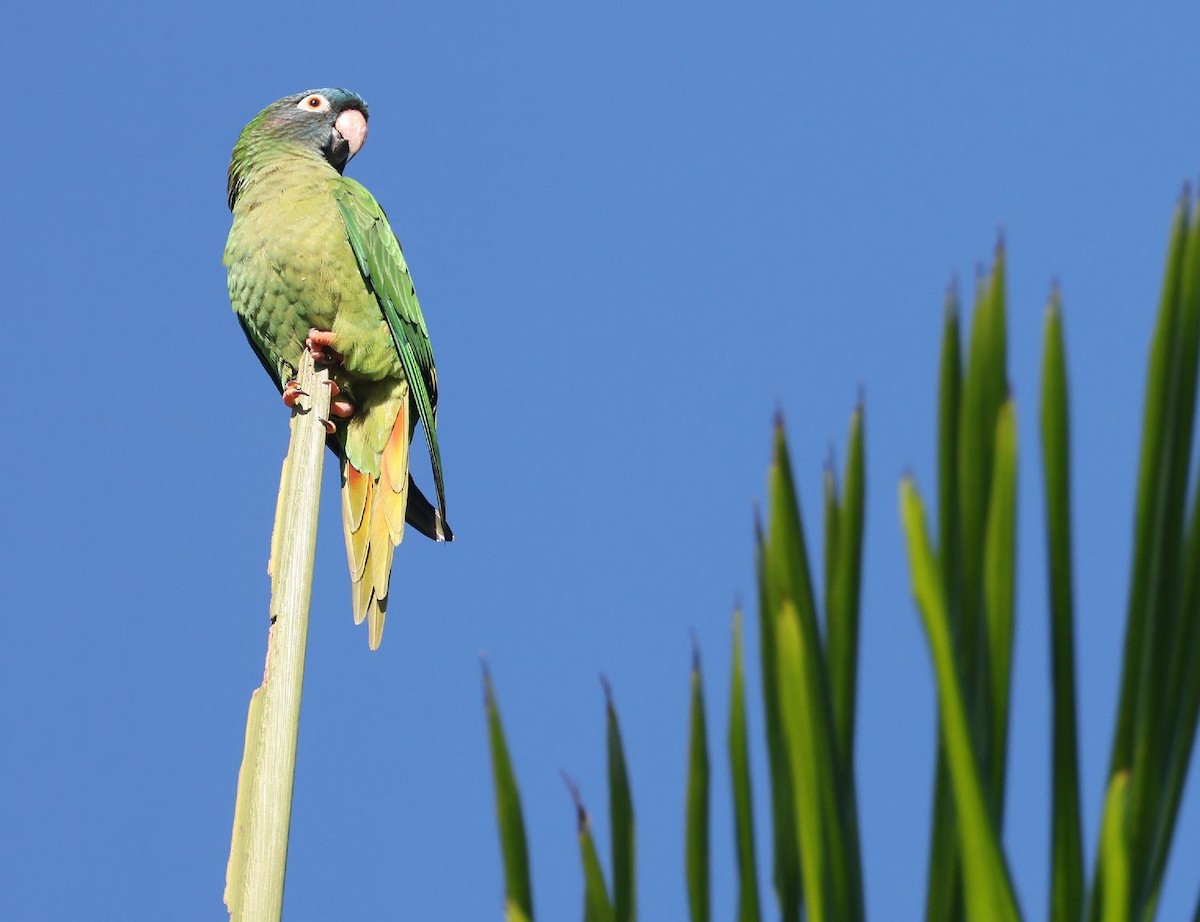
<box><xmin>485</xmin><ymin>667</ymin><xmax>535</xmax><ymax>922</ymax></box>
<box><xmin>603</xmin><ymin>681</ymin><xmax>637</xmax><ymax>922</ymax></box>
<box><xmin>728</xmin><ymin>611</ymin><xmax>762</xmax><ymax>922</ymax></box>
<box><xmin>900</xmin><ymin>479</ymin><xmax>1021</xmax><ymax>922</ymax></box>
<box><xmin>686</xmin><ymin>651</ymin><xmax>710</xmax><ymax>922</ymax></box>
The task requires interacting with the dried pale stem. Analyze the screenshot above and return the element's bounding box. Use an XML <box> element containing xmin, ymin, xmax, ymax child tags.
<box><xmin>225</xmin><ymin>350</ymin><xmax>331</xmax><ymax>922</ymax></box>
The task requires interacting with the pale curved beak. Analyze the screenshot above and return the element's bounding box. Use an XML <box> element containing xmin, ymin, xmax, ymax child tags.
<box><xmin>334</xmin><ymin>109</ymin><xmax>368</xmax><ymax>161</ymax></box>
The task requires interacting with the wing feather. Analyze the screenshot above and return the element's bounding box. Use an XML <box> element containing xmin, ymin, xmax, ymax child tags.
<box><xmin>333</xmin><ymin>178</ymin><xmax>449</xmax><ymax>529</ymax></box>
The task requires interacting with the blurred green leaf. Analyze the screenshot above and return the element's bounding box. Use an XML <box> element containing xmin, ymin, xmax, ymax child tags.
<box><xmin>1111</xmin><ymin>197</ymin><xmax>1189</xmax><ymax>781</ymax></box>
<box><xmin>686</xmin><ymin>649</ymin><xmax>710</xmax><ymax>922</ymax></box>
<box><xmin>823</xmin><ymin>463</ymin><xmax>840</xmax><ymax>653</ymax></box>
<box><xmin>765</xmin><ymin>421</ymin><xmax>824</xmax><ymax>692</ymax></box>
<box><xmin>485</xmin><ymin>667</ymin><xmax>535</xmax><ymax>922</ymax></box>
<box><xmin>937</xmin><ymin>286</ymin><xmax>965</xmax><ymax>622</ymax></box>
<box><xmin>901</xmin><ymin>479</ymin><xmax>1021</xmax><ymax>922</ymax></box>
<box><xmin>1100</xmin><ymin>772</ymin><xmax>1132</xmax><ymax>922</ymax></box>
<box><xmin>926</xmin><ymin>254</ymin><xmax>1017</xmax><ymax>922</ymax></box>
<box><xmin>958</xmin><ymin>256</ymin><xmax>1007</xmax><ymax>660</ymax></box>
<box><xmin>775</xmin><ymin>600</ymin><xmax>830</xmax><ymax>921</ymax></box>
<box><xmin>1140</xmin><ymin>193</ymin><xmax>1200</xmax><ymax>916</ymax></box>
<box><xmin>982</xmin><ymin>398</ymin><xmax>1017</xmax><ymax>821</ymax></box>
<box><xmin>755</xmin><ymin>485</ymin><xmax>802</xmax><ymax>920</ymax></box>
<box><xmin>766</xmin><ymin>424</ymin><xmax>864</xmax><ymax>922</ymax></box>
<box><xmin>603</xmin><ymin>680</ymin><xmax>636</xmax><ymax>922</ymax></box>
<box><xmin>827</xmin><ymin>405</ymin><xmax>865</xmax><ymax>771</ymax></box>
<box><xmin>959</xmin><ymin>251</ymin><xmax>1010</xmax><ymax>769</ymax></box>
<box><xmin>566</xmin><ymin>777</ymin><xmax>615</xmax><ymax>922</ymax></box>
<box><xmin>1152</xmin><ymin>458</ymin><xmax>1200</xmax><ymax>899</ymax></box>
<box><xmin>928</xmin><ymin>287</ymin><xmax>964</xmax><ymax>922</ymax></box>
<box><xmin>1040</xmin><ymin>293</ymin><xmax>1084</xmax><ymax>922</ymax></box>
<box><xmin>728</xmin><ymin>611</ymin><xmax>762</xmax><ymax>922</ymax></box>
<box><xmin>1130</xmin><ymin>198</ymin><xmax>1198</xmax><ymax>910</ymax></box>
<box><xmin>1095</xmin><ymin>193</ymin><xmax>1200</xmax><ymax>922</ymax></box>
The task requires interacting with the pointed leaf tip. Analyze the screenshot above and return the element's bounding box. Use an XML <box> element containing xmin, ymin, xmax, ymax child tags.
<box><xmin>600</xmin><ymin>674</ymin><xmax>615</xmax><ymax>708</ymax></box>
<box><xmin>824</xmin><ymin>443</ymin><xmax>841</xmax><ymax>481</ymax></box>
<box><xmin>561</xmin><ymin>771</ymin><xmax>589</xmax><ymax>826</ymax></box>
<box><xmin>482</xmin><ymin>660</ymin><xmax>495</xmax><ymax>702</ymax></box>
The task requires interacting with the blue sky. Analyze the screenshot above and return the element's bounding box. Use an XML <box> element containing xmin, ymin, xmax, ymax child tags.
<box><xmin>5</xmin><ymin>3</ymin><xmax>1200</xmax><ymax>919</ymax></box>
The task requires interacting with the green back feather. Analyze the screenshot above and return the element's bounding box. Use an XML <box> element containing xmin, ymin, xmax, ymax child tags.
<box><xmin>334</xmin><ymin>178</ymin><xmax>448</xmax><ymax>523</ymax></box>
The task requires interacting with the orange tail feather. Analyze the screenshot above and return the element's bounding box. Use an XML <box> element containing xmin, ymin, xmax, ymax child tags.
<box><xmin>340</xmin><ymin>398</ymin><xmax>411</xmax><ymax>649</ymax></box>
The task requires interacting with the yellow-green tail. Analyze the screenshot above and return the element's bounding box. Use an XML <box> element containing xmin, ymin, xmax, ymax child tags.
<box><xmin>340</xmin><ymin>387</ymin><xmax>411</xmax><ymax>649</ymax></box>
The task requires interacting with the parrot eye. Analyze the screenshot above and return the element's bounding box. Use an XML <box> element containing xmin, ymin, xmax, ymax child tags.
<box><xmin>298</xmin><ymin>94</ymin><xmax>330</xmax><ymax>112</ymax></box>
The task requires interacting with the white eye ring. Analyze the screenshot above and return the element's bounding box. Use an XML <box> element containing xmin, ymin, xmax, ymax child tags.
<box><xmin>297</xmin><ymin>94</ymin><xmax>330</xmax><ymax>112</ymax></box>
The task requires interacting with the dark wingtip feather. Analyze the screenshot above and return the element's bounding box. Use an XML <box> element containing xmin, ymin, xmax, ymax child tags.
<box><xmin>404</xmin><ymin>475</ymin><xmax>454</xmax><ymax>542</ymax></box>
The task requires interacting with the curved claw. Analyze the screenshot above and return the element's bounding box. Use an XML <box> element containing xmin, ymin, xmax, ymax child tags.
<box><xmin>284</xmin><ymin>376</ymin><xmax>351</xmax><ymax>425</ymax></box>
<box><xmin>282</xmin><ymin>380</ymin><xmax>307</xmax><ymax>409</ymax></box>
<box><xmin>320</xmin><ymin>379</ymin><xmax>356</xmax><ymax>419</ymax></box>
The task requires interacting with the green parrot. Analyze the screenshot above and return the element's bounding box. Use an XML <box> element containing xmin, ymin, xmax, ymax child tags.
<box><xmin>224</xmin><ymin>88</ymin><xmax>452</xmax><ymax>649</ymax></box>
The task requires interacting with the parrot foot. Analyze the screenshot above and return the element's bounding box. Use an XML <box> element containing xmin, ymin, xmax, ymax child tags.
<box><xmin>283</xmin><ymin>379</ymin><xmax>353</xmax><ymax>425</ymax></box>
<box><xmin>306</xmin><ymin>329</ymin><xmax>344</xmax><ymax>367</ymax></box>
<box><xmin>294</xmin><ymin>335</ymin><xmax>356</xmax><ymax>432</ymax></box>
<box><xmin>282</xmin><ymin>380</ymin><xmax>307</xmax><ymax>408</ymax></box>
<box><xmin>324</xmin><ymin>380</ymin><xmax>356</xmax><ymax>420</ymax></box>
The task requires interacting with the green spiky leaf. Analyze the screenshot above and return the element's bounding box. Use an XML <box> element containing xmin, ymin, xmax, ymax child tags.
<box><xmin>686</xmin><ymin>650</ymin><xmax>710</xmax><ymax>922</ymax></box>
<box><xmin>485</xmin><ymin>667</ymin><xmax>535</xmax><ymax>922</ymax></box>
<box><xmin>603</xmin><ymin>681</ymin><xmax>636</xmax><ymax>922</ymax></box>
<box><xmin>728</xmin><ymin>611</ymin><xmax>762</xmax><ymax>922</ymax></box>
<box><xmin>900</xmin><ymin>479</ymin><xmax>1021</xmax><ymax>922</ymax></box>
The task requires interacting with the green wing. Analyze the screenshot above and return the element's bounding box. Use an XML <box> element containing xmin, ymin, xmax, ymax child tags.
<box><xmin>334</xmin><ymin>178</ymin><xmax>448</xmax><ymax>525</ymax></box>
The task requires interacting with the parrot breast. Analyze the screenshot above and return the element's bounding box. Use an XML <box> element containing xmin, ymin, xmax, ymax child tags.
<box><xmin>225</xmin><ymin>155</ymin><xmax>402</xmax><ymax>389</ymax></box>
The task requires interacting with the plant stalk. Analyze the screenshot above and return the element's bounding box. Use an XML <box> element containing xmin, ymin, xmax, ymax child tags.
<box><xmin>225</xmin><ymin>350</ymin><xmax>331</xmax><ymax>922</ymax></box>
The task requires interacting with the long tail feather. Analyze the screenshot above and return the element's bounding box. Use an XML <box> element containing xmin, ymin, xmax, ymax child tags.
<box><xmin>340</xmin><ymin>391</ymin><xmax>411</xmax><ymax>649</ymax></box>
<box><xmin>404</xmin><ymin>476</ymin><xmax>454</xmax><ymax>542</ymax></box>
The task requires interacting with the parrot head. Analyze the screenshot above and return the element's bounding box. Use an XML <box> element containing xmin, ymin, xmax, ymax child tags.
<box><xmin>228</xmin><ymin>88</ymin><xmax>370</xmax><ymax>209</ymax></box>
